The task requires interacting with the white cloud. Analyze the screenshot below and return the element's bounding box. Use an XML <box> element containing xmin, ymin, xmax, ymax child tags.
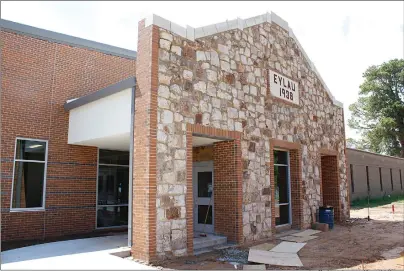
<box><xmin>2</xmin><ymin>1</ymin><xmax>403</xmax><ymax>138</ymax></box>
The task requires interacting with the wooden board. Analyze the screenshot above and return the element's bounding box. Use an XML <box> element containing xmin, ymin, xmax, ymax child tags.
<box><xmin>270</xmin><ymin>241</ymin><xmax>306</xmax><ymax>253</ymax></box>
<box><xmin>248</xmin><ymin>249</ymin><xmax>303</xmax><ymax>267</ymax></box>
<box><xmin>243</xmin><ymin>264</ymin><xmax>266</xmax><ymax>270</ymax></box>
<box><xmin>291</xmin><ymin>229</ymin><xmax>321</xmax><ymax>237</ymax></box>
<box><xmin>249</xmin><ymin>243</ymin><xmax>276</xmax><ymax>251</ymax></box>
<box><xmin>279</xmin><ymin>235</ymin><xmax>318</xmax><ymax>242</ymax></box>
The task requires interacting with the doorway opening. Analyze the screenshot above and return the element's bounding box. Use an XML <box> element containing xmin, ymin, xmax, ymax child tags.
<box><xmin>193</xmin><ymin>161</ymin><xmax>214</xmax><ymax>234</ymax></box>
<box><xmin>191</xmin><ymin>135</ymin><xmax>242</xmax><ymax>243</ymax></box>
<box><xmin>274</xmin><ymin>150</ymin><xmax>292</xmax><ymax>229</ymax></box>
<box><xmin>320</xmin><ymin>155</ymin><xmax>341</xmax><ymax>221</ymax></box>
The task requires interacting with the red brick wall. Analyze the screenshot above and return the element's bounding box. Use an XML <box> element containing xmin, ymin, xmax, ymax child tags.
<box><xmin>213</xmin><ymin>140</ymin><xmax>243</xmax><ymax>242</ymax></box>
<box><xmin>131</xmin><ymin>20</ymin><xmax>158</xmax><ymax>262</ymax></box>
<box><xmin>320</xmin><ymin>155</ymin><xmax>341</xmax><ymax>221</ymax></box>
<box><xmin>289</xmin><ymin>149</ymin><xmax>303</xmax><ymax>229</ymax></box>
<box><xmin>0</xmin><ymin>30</ymin><xmax>136</xmax><ymax>242</ymax></box>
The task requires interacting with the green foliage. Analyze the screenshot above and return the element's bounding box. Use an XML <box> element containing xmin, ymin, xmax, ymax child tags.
<box><xmin>348</xmin><ymin>59</ymin><xmax>404</xmax><ymax>157</ymax></box>
<box><xmin>351</xmin><ymin>194</ymin><xmax>404</xmax><ymax>209</ymax></box>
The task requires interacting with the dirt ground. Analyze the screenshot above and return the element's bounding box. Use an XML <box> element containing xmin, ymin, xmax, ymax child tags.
<box><xmin>159</xmin><ymin>201</ymin><xmax>404</xmax><ymax>270</ymax></box>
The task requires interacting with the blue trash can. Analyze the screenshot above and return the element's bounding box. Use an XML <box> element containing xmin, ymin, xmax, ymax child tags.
<box><xmin>319</xmin><ymin>206</ymin><xmax>334</xmax><ymax>229</ymax></box>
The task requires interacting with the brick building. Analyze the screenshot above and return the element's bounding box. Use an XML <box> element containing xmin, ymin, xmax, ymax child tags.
<box><xmin>347</xmin><ymin>148</ymin><xmax>404</xmax><ymax>201</ymax></box>
<box><xmin>1</xmin><ymin>12</ymin><xmax>349</xmax><ymax>263</ymax></box>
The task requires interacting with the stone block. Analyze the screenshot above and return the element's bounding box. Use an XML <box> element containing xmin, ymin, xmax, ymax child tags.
<box><xmin>311</xmin><ymin>222</ymin><xmax>329</xmax><ymax>232</ymax></box>
<box><xmin>166</xmin><ymin>207</ymin><xmax>181</xmax><ymax>220</ymax></box>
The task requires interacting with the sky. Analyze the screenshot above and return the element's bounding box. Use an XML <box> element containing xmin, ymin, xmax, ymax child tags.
<box><xmin>2</xmin><ymin>1</ymin><xmax>403</xmax><ymax>139</ymax></box>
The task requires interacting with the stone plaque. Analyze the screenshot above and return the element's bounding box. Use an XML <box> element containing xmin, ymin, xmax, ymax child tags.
<box><xmin>269</xmin><ymin>70</ymin><xmax>299</xmax><ymax>105</ymax></box>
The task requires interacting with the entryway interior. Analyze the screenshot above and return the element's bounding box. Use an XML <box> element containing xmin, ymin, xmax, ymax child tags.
<box><xmin>191</xmin><ymin>135</ymin><xmax>240</xmax><ymax>253</ymax></box>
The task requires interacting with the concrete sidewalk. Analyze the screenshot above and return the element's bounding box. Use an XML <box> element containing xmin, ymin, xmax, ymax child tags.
<box><xmin>1</xmin><ymin>234</ymin><xmax>156</xmax><ymax>270</ymax></box>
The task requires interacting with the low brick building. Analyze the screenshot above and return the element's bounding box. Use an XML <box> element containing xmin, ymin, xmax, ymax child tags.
<box><xmin>1</xmin><ymin>12</ymin><xmax>349</xmax><ymax>263</ymax></box>
<box><xmin>347</xmin><ymin>148</ymin><xmax>404</xmax><ymax>201</ymax></box>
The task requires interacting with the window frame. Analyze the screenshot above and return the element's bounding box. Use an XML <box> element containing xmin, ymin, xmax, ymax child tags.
<box><xmin>10</xmin><ymin>137</ymin><xmax>48</xmax><ymax>212</ymax></box>
<box><xmin>273</xmin><ymin>148</ymin><xmax>292</xmax><ymax>226</ymax></box>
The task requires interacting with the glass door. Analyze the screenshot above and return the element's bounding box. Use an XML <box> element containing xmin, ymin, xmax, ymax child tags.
<box><xmin>96</xmin><ymin>149</ymin><xmax>129</xmax><ymax>228</ymax></box>
<box><xmin>274</xmin><ymin>150</ymin><xmax>291</xmax><ymax>226</ymax></box>
<box><xmin>193</xmin><ymin>161</ymin><xmax>214</xmax><ymax>233</ymax></box>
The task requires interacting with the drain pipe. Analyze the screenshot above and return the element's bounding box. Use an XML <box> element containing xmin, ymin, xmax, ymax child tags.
<box><xmin>128</xmin><ymin>83</ymin><xmax>136</xmax><ymax>248</ymax></box>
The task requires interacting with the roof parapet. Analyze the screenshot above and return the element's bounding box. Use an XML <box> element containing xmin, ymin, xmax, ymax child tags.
<box><xmin>144</xmin><ymin>12</ymin><xmax>343</xmax><ymax>108</ymax></box>
<box><xmin>0</xmin><ymin>19</ymin><xmax>137</xmax><ymax>60</ymax></box>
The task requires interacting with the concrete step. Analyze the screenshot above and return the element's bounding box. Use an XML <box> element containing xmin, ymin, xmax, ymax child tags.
<box><xmin>193</xmin><ymin>234</ymin><xmax>227</xmax><ymax>252</ymax></box>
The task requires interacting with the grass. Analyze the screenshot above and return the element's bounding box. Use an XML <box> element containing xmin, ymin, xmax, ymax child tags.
<box><xmin>351</xmin><ymin>194</ymin><xmax>404</xmax><ymax>209</ymax></box>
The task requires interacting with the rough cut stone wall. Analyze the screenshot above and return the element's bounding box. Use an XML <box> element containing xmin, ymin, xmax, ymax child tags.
<box><xmin>155</xmin><ymin>21</ymin><xmax>347</xmax><ymax>258</ymax></box>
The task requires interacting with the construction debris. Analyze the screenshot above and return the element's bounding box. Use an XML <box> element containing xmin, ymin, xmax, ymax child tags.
<box><xmin>217</xmin><ymin>247</ymin><xmax>249</xmax><ymax>264</ymax></box>
<box><xmin>312</xmin><ymin>222</ymin><xmax>329</xmax><ymax>231</ymax></box>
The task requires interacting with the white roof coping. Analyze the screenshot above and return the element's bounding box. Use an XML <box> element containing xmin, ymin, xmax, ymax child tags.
<box><xmin>144</xmin><ymin>12</ymin><xmax>343</xmax><ymax>108</ymax></box>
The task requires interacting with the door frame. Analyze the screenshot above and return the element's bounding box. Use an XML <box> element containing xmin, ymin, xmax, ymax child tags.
<box><xmin>274</xmin><ymin>148</ymin><xmax>292</xmax><ymax>227</ymax></box>
<box><xmin>193</xmin><ymin>161</ymin><xmax>214</xmax><ymax>233</ymax></box>
<box><xmin>95</xmin><ymin>148</ymin><xmax>130</xmax><ymax>229</ymax></box>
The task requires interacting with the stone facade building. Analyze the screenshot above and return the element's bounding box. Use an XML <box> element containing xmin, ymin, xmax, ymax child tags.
<box><xmin>1</xmin><ymin>12</ymin><xmax>348</xmax><ymax>263</ymax></box>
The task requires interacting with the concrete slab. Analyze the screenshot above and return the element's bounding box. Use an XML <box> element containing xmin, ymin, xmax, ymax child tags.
<box><xmin>1</xmin><ymin>234</ymin><xmax>156</xmax><ymax>270</ymax></box>
<box><xmin>274</xmin><ymin>229</ymin><xmax>300</xmax><ymax>238</ymax></box>
<box><xmin>243</xmin><ymin>264</ymin><xmax>266</xmax><ymax>270</ymax></box>
<box><xmin>270</xmin><ymin>241</ymin><xmax>306</xmax><ymax>253</ymax></box>
<box><xmin>279</xmin><ymin>235</ymin><xmax>318</xmax><ymax>242</ymax></box>
<box><xmin>249</xmin><ymin>243</ymin><xmax>276</xmax><ymax>251</ymax></box>
<box><xmin>248</xmin><ymin>249</ymin><xmax>303</xmax><ymax>267</ymax></box>
<box><xmin>291</xmin><ymin>229</ymin><xmax>321</xmax><ymax>237</ymax></box>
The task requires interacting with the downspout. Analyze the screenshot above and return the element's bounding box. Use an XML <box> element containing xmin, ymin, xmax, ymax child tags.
<box><xmin>128</xmin><ymin>82</ymin><xmax>136</xmax><ymax>247</ymax></box>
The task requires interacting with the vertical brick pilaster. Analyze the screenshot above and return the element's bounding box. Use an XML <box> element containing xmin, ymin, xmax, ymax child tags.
<box><xmin>131</xmin><ymin>20</ymin><xmax>158</xmax><ymax>262</ymax></box>
<box><xmin>321</xmin><ymin>155</ymin><xmax>341</xmax><ymax>221</ymax></box>
<box><xmin>289</xmin><ymin>149</ymin><xmax>303</xmax><ymax>229</ymax></box>
<box><xmin>213</xmin><ymin>140</ymin><xmax>243</xmax><ymax>243</ymax></box>
<box><xmin>185</xmin><ymin>131</ymin><xmax>194</xmax><ymax>255</ymax></box>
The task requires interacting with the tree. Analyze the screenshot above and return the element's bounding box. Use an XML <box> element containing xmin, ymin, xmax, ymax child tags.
<box><xmin>348</xmin><ymin>59</ymin><xmax>404</xmax><ymax>157</ymax></box>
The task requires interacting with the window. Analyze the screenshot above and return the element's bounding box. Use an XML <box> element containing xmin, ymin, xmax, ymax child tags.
<box><xmin>400</xmin><ymin>169</ymin><xmax>403</xmax><ymax>190</ymax></box>
<box><xmin>11</xmin><ymin>138</ymin><xmax>48</xmax><ymax>210</ymax></box>
<box><xmin>350</xmin><ymin>164</ymin><xmax>354</xmax><ymax>193</ymax></box>
<box><xmin>97</xmin><ymin>149</ymin><xmax>129</xmax><ymax>228</ymax></box>
<box><xmin>274</xmin><ymin>150</ymin><xmax>290</xmax><ymax>226</ymax></box>
<box><xmin>379</xmin><ymin>167</ymin><xmax>383</xmax><ymax>191</ymax></box>
<box><xmin>390</xmin><ymin>168</ymin><xmax>394</xmax><ymax>191</ymax></box>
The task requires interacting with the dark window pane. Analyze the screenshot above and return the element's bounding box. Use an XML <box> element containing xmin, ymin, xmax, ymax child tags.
<box><xmin>198</xmin><ymin>172</ymin><xmax>213</xmax><ymax>198</ymax></box>
<box><xmin>275</xmin><ymin>165</ymin><xmax>289</xmax><ymax>204</ymax></box>
<box><xmin>98</xmin><ymin>166</ymin><xmax>129</xmax><ymax>205</ymax></box>
<box><xmin>99</xmin><ymin>149</ymin><xmax>129</xmax><ymax>165</ymax></box>
<box><xmin>274</xmin><ymin>150</ymin><xmax>288</xmax><ymax>165</ymax></box>
<box><xmin>12</xmin><ymin>161</ymin><xmax>45</xmax><ymax>208</ymax></box>
<box><xmin>275</xmin><ymin>205</ymin><xmax>290</xmax><ymax>225</ymax></box>
<box><xmin>97</xmin><ymin>206</ymin><xmax>128</xmax><ymax>228</ymax></box>
<box><xmin>15</xmin><ymin>140</ymin><xmax>46</xmax><ymax>161</ymax></box>
<box><xmin>198</xmin><ymin>205</ymin><xmax>212</xmax><ymax>224</ymax></box>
